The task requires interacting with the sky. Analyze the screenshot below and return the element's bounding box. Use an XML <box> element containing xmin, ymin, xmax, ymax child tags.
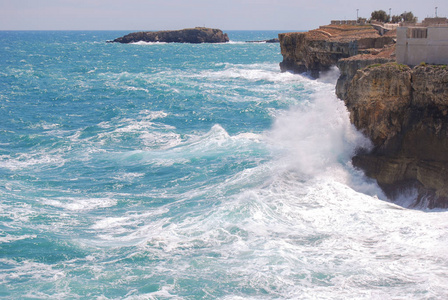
<box><xmin>0</xmin><ymin>0</ymin><xmax>445</xmax><ymax>31</ymax></box>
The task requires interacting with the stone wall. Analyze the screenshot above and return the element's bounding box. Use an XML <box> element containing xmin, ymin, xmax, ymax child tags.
<box><xmin>422</xmin><ymin>17</ymin><xmax>448</xmax><ymax>26</ymax></box>
<box><xmin>331</xmin><ymin>20</ymin><xmax>360</xmax><ymax>26</ymax></box>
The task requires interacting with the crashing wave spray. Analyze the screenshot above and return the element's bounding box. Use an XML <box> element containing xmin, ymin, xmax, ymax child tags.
<box><xmin>266</xmin><ymin>76</ymin><xmax>384</xmax><ymax>198</ymax></box>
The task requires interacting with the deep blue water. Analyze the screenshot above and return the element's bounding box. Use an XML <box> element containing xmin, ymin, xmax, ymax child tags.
<box><xmin>1</xmin><ymin>31</ymin><xmax>448</xmax><ymax>299</ymax></box>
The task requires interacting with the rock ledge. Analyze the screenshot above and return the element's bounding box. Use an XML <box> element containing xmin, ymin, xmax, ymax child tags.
<box><xmin>278</xmin><ymin>25</ymin><xmax>395</xmax><ymax>78</ymax></box>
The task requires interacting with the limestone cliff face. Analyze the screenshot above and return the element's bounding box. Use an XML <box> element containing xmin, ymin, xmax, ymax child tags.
<box><xmin>336</xmin><ymin>55</ymin><xmax>394</xmax><ymax>100</ymax></box>
<box><xmin>340</xmin><ymin>63</ymin><xmax>448</xmax><ymax>207</ymax></box>
<box><xmin>279</xmin><ymin>33</ymin><xmax>355</xmax><ymax>77</ymax></box>
<box><xmin>110</xmin><ymin>28</ymin><xmax>229</xmax><ymax>44</ymax></box>
<box><xmin>279</xmin><ymin>25</ymin><xmax>394</xmax><ymax>78</ymax></box>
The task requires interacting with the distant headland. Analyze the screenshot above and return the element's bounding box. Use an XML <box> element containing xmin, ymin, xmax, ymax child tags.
<box><xmin>108</xmin><ymin>27</ymin><xmax>229</xmax><ymax>44</ymax></box>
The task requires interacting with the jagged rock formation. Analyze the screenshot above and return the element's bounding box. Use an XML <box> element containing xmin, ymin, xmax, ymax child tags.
<box><xmin>278</xmin><ymin>25</ymin><xmax>395</xmax><ymax>78</ymax></box>
<box><xmin>338</xmin><ymin>62</ymin><xmax>448</xmax><ymax>208</ymax></box>
<box><xmin>110</xmin><ymin>27</ymin><xmax>229</xmax><ymax>44</ymax></box>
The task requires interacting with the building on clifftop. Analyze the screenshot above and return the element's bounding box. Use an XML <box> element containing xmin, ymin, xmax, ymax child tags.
<box><xmin>396</xmin><ymin>18</ymin><xmax>448</xmax><ymax>66</ymax></box>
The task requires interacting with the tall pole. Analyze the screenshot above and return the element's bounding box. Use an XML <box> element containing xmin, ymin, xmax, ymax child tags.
<box><xmin>435</xmin><ymin>7</ymin><xmax>438</xmax><ymax>18</ymax></box>
<box><xmin>357</xmin><ymin>9</ymin><xmax>359</xmax><ymax>21</ymax></box>
<box><xmin>389</xmin><ymin>8</ymin><xmax>391</xmax><ymax>22</ymax></box>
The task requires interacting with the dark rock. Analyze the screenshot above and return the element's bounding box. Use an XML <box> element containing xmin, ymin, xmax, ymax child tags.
<box><xmin>109</xmin><ymin>27</ymin><xmax>229</xmax><ymax>44</ymax></box>
<box><xmin>246</xmin><ymin>38</ymin><xmax>279</xmax><ymax>43</ymax></box>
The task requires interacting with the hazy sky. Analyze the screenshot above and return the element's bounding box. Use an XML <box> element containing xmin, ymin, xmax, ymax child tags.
<box><xmin>0</xmin><ymin>0</ymin><xmax>445</xmax><ymax>30</ymax></box>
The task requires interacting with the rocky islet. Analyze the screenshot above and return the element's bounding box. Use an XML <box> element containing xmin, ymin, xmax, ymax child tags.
<box><xmin>109</xmin><ymin>27</ymin><xmax>229</xmax><ymax>44</ymax></box>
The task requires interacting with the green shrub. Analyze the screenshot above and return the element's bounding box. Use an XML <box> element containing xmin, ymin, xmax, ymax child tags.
<box><xmin>367</xmin><ymin>63</ymin><xmax>382</xmax><ymax>69</ymax></box>
<box><xmin>391</xmin><ymin>62</ymin><xmax>409</xmax><ymax>71</ymax></box>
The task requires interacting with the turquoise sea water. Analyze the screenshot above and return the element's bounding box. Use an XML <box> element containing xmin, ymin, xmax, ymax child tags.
<box><xmin>1</xmin><ymin>31</ymin><xmax>448</xmax><ymax>299</ymax></box>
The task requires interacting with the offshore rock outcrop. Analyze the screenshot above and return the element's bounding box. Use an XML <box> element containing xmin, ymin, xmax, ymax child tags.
<box><xmin>110</xmin><ymin>27</ymin><xmax>229</xmax><ymax>44</ymax></box>
<box><xmin>338</xmin><ymin>62</ymin><xmax>448</xmax><ymax>208</ymax></box>
<box><xmin>246</xmin><ymin>38</ymin><xmax>280</xmax><ymax>43</ymax></box>
<box><xmin>279</xmin><ymin>25</ymin><xmax>395</xmax><ymax>78</ymax></box>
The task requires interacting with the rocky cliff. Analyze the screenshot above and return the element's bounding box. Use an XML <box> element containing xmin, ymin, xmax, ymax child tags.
<box><xmin>280</xmin><ymin>24</ymin><xmax>448</xmax><ymax>207</ymax></box>
<box><xmin>338</xmin><ymin>62</ymin><xmax>448</xmax><ymax>208</ymax></box>
<box><xmin>336</xmin><ymin>49</ymin><xmax>395</xmax><ymax>100</ymax></box>
<box><xmin>110</xmin><ymin>27</ymin><xmax>229</xmax><ymax>44</ymax></box>
<box><xmin>279</xmin><ymin>25</ymin><xmax>395</xmax><ymax>78</ymax></box>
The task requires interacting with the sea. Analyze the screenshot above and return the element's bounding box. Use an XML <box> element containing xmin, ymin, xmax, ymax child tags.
<box><xmin>1</xmin><ymin>30</ymin><xmax>447</xmax><ymax>299</ymax></box>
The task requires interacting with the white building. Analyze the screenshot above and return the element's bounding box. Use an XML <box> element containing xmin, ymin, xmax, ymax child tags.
<box><xmin>396</xmin><ymin>21</ymin><xmax>448</xmax><ymax>66</ymax></box>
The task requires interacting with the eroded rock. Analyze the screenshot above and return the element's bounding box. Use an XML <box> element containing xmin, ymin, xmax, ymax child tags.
<box><xmin>278</xmin><ymin>25</ymin><xmax>394</xmax><ymax>78</ymax></box>
<box><xmin>340</xmin><ymin>63</ymin><xmax>448</xmax><ymax>207</ymax></box>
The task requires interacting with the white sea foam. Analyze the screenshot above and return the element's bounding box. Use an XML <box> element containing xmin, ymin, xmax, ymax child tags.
<box><xmin>85</xmin><ymin>111</ymin><xmax>180</xmax><ymax>150</ymax></box>
<box><xmin>113</xmin><ymin>172</ymin><xmax>145</xmax><ymax>181</ymax></box>
<box><xmin>87</xmin><ymin>209</ymin><xmax>171</xmax><ymax>247</ymax></box>
<box><xmin>130</xmin><ymin>41</ymin><xmax>167</xmax><ymax>45</ymax></box>
<box><xmin>26</xmin><ymin>122</ymin><xmax>61</xmax><ymax>130</ymax></box>
<box><xmin>81</xmin><ymin>163</ymin><xmax>448</xmax><ymax>297</ymax></box>
<box><xmin>140</xmin><ymin>131</ymin><xmax>182</xmax><ymax>149</ymax></box>
<box><xmin>124</xmin><ymin>86</ymin><xmax>149</xmax><ymax>93</ymax></box>
<box><xmin>0</xmin><ymin>259</ymin><xmax>66</xmax><ymax>284</ymax></box>
<box><xmin>0</xmin><ymin>234</ymin><xmax>37</xmax><ymax>243</ymax></box>
<box><xmin>138</xmin><ymin>173</ymin><xmax>448</xmax><ymax>297</ymax></box>
<box><xmin>106</xmin><ymin>124</ymin><xmax>263</xmax><ymax>168</ymax></box>
<box><xmin>197</xmin><ymin>63</ymin><xmax>298</xmax><ymax>84</ymax></box>
<box><xmin>42</xmin><ymin>197</ymin><xmax>117</xmax><ymax>211</ymax></box>
<box><xmin>0</xmin><ymin>152</ymin><xmax>66</xmax><ymax>171</ymax></box>
<box><xmin>138</xmin><ymin>110</ymin><xmax>169</xmax><ymax>120</ymax></box>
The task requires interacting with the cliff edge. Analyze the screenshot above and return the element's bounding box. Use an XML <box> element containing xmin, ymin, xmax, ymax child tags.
<box><xmin>280</xmin><ymin>24</ymin><xmax>448</xmax><ymax>207</ymax></box>
<box><xmin>110</xmin><ymin>27</ymin><xmax>229</xmax><ymax>44</ymax></box>
<box><xmin>338</xmin><ymin>62</ymin><xmax>448</xmax><ymax>208</ymax></box>
<box><xmin>279</xmin><ymin>25</ymin><xmax>395</xmax><ymax>78</ymax></box>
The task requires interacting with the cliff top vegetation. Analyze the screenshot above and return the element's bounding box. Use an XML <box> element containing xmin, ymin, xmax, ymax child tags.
<box><xmin>370</xmin><ymin>10</ymin><xmax>418</xmax><ymax>23</ymax></box>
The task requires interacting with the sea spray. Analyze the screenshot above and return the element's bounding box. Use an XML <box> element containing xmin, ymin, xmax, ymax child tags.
<box><xmin>266</xmin><ymin>74</ymin><xmax>382</xmax><ymax>199</ymax></box>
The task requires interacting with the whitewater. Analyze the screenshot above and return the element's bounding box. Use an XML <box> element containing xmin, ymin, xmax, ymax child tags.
<box><xmin>1</xmin><ymin>31</ymin><xmax>447</xmax><ymax>299</ymax></box>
